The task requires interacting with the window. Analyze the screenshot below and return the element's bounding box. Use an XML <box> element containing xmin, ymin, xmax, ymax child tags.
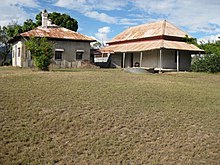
<box><xmin>76</xmin><ymin>52</ymin><xmax>83</xmax><ymax>60</ymax></box>
<box><xmin>55</xmin><ymin>51</ymin><xmax>62</xmax><ymax>60</ymax></box>
<box><xmin>18</xmin><ymin>48</ymin><xmax>20</xmax><ymax>57</ymax></box>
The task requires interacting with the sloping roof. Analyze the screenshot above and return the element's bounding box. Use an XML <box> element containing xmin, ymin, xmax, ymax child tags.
<box><xmin>101</xmin><ymin>40</ymin><xmax>203</xmax><ymax>53</ymax></box>
<box><xmin>108</xmin><ymin>20</ymin><xmax>191</xmax><ymax>44</ymax></box>
<box><xmin>20</xmin><ymin>26</ymin><xmax>95</xmax><ymax>42</ymax></box>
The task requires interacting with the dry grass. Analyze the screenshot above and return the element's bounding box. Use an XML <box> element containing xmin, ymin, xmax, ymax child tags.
<box><xmin>0</xmin><ymin>67</ymin><xmax>220</xmax><ymax>164</ymax></box>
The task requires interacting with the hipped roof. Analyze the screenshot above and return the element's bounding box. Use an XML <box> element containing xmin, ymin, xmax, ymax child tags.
<box><xmin>101</xmin><ymin>20</ymin><xmax>203</xmax><ymax>53</ymax></box>
<box><xmin>102</xmin><ymin>40</ymin><xmax>203</xmax><ymax>53</ymax></box>
<box><xmin>108</xmin><ymin>20</ymin><xmax>191</xmax><ymax>44</ymax></box>
<box><xmin>20</xmin><ymin>26</ymin><xmax>95</xmax><ymax>42</ymax></box>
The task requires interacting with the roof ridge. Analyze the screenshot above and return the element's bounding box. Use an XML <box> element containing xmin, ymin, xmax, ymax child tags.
<box><xmin>162</xmin><ymin>20</ymin><xmax>166</xmax><ymax>35</ymax></box>
<box><xmin>166</xmin><ymin>21</ymin><xmax>192</xmax><ymax>38</ymax></box>
<box><xmin>129</xmin><ymin>20</ymin><xmax>164</xmax><ymax>29</ymax></box>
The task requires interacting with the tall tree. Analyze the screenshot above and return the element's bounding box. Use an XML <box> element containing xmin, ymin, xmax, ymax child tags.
<box><xmin>35</xmin><ymin>11</ymin><xmax>78</xmax><ymax>32</ymax></box>
<box><xmin>0</xmin><ymin>26</ymin><xmax>11</xmax><ymax>65</ymax></box>
<box><xmin>6</xmin><ymin>22</ymin><xmax>23</xmax><ymax>38</ymax></box>
<box><xmin>22</xmin><ymin>19</ymin><xmax>36</xmax><ymax>32</ymax></box>
<box><xmin>6</xmin><ymin>11</ymin><xmax>78</xmax><ymax>38</ymax></box>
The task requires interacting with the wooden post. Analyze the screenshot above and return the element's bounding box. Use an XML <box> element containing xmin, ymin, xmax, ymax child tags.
<box><xmin>140</xmin><ymin>51</ymin><xmax>143</xmax><ymax>67</ymax></box>
<box><xmin>123</xmin><ymin>52</ymin><xmax>125</xmax><ymax>68</ymax></box>
<box><xmin>159</xmin><ymin>49</ymin><xmax>162</xmax><ymax>72</ymax></box>
<box><xmin>177</xmin><ymin>50</ymin><xmax>179</xmax><ymax>72</ymax></box>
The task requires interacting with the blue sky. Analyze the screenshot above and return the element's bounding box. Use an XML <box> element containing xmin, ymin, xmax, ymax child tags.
<box><xmin>1</xmin><ymin>0</ymin><xmax>220</xmax><ymax>43</ymax></box>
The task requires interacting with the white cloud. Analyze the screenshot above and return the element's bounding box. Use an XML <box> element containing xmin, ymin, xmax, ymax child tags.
<box><xmin>95</xmin><ymin>27</ymin><xmax>111</xmax><ymax>44</ymax></box>
<box><xmin>118</xmin><ymin>18</ymin><xmax>138</xmax><ymax>26</ymax></box>
<box><xmin>54</xmin><ymin>0</ymin><xmax>120</xmax><ymax>24</ymax></box>
<box><xmin>54</xmin><ymin>0</ymin><xmax>220</xmax><ymax>34</ymax></box>
<box><xmin>0</xmin><ymin>0</ymin><xmax>38</xmax><ymax>26</ymax></box>
<box><xmin>198</xmin><ymin>34</ymin><xmax>220</xmax><ymax>43</ymax></box>
<box><xmin>0</xmin><ymin>0</ymin><xmax>219</xmax><ymax>36</ymax></box>
<box><xmin>131</xmin><ymin>0</ymin><xmax>220</xmax><ymax>33</ymax></box>
<box><xmin>84</xmin><ymin>11</ymin><xmax>117</xmax><ymax>24</ymax></box>
<box><xmin>55</xmin><ymin>0</ymin><xmax>128</xmax><ymax>11</ymax></box>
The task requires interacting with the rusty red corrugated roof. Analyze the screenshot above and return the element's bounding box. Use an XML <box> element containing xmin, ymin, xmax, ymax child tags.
<box><xmin>108</xmin><ymin>20</ymin><xmax>191</xmax><ymax>44</ymax></box>
<box><xmin>101</xmin><ymin>40</ymin><xmax>203</xmax><ymax>53</ymax></box>
<box><xmin>20</xmin><ymin>25</ymin><xmax>95</xmax><ymax>42</ymax></box>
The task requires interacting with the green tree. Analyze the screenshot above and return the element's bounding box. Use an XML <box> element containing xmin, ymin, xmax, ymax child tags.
<box><xmin>184</xmin><ymin>35</ymin><xmax>198</xmax><ymax>46</ymax></box>
<box><xmin>0</xmin><ymin>26</ymin><xmax>11</xmax><ymax>66</ymax></box>
<box><xmin>192</xmin><ymin>40</ymin><xmax>220</xmax><ymax>73</ymax></box>
<box><xmin>6</xmin><ymin>11</ymin><xmax>78</xmax><ymax>38</ymax></box>
<box><xmin>22</xmin><ymin>19</ymin><xmax>36</xmax><ymax>32</ymax></box>
<box><xmin>25</xmin><ymin>37</ymin><xmax>54</xmax><ymax>71</ymax></box>
<box><xmin>6</xmin><ymin>22</ymin><xmax>23</xmax><ymax>38</ymax></box>
<box><xmin>35</xmin><ymin>11</ymin><xmax>78</xmax><ymax>31</ymax></box>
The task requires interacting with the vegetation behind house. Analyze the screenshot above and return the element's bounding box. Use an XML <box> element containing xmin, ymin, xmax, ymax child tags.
<box><xmin>192</xmin><ymin>40</ymin><xmax>220</xmax><ymax>73</ymax></box>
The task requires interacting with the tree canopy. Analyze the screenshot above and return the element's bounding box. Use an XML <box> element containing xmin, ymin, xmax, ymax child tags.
<box><xmin>0</xmin><ymin>26</ymin><xmax>11</xmax><ymax>65</ymax></box>
<box><xmin>5</xmin><ymin>11</ymin><xmax>78</xmax><ymax>38</ymax></box>
<box><xmin>192</xmin><ymin>40</ymin><xmax>220</xmax><ymax>73</ymax></box>
<box><xmin>35</xmin><ymin>12</ymin><xmax>78</xmax><ymax>32</ymax></box>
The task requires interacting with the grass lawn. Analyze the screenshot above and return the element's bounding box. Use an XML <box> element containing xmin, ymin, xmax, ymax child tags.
<box><xmin>0</xmin><ymin>67</ymin><xmax>220</xmax><ymax>164</ymax></box>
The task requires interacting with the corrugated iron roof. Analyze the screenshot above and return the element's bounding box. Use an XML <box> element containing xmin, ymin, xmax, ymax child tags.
<box><xmin>101</xmin><ymin>40</ymin><xmax>203</xmax><ymax>53</ymax></box>
<box><xmin>21</xmin><ymin>26</ymin><xmax>95</xmax><ymax>42</ymax></box>
<box><xmin>108</xmin><ymin>20</ymin><xmax>191</xmax><ymax>44</ymax></box>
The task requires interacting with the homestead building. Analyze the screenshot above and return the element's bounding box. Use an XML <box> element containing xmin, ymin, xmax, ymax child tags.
<box><xmin>10</xmin><ymin>10</ymin><xmax>95</xmax><ymax>68</ymax></box>
<box><xmin>100</xmin><ymin>20</ymin><xmax>203</xmax><ymax>71</ymax></box>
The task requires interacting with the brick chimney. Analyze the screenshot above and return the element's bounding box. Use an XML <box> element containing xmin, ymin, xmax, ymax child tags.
<box><xmin>41</xmin><ymin>9</ymin><xmax>48</xmax><ymax>28</ymax></box>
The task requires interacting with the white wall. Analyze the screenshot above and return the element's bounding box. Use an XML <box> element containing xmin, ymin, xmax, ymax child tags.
<box><xmin>12</xmin><ymin>41</ymin><xmax>23</xmax><ymax>67</ymax></box>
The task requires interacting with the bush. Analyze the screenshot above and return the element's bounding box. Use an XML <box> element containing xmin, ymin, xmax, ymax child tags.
<box><xmin>25</xmin><ymin>37</ymin><xmax>54</xmax><ymax>71</ymax></box>
<box><xmin>33</xmin><ymin>55</ymin><xmax>51</xmax><ymax>71</ymax></box>
<box><xmin>192</xmin><ymin>54</ymin><xmax>220</xmax><ymax>73</ymax></box>
<box><xmin>192</xmin><ymin>40</ymin><xmax>220</xmax><ymax>73</ymax></box>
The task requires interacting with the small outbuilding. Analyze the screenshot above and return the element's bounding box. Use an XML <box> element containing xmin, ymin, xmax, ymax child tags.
<box><xmin>100</xmin><ymin>20</ymin><xmax>204</xmax><ymax>71</ymax></box>
<box><xmin>10</xmin><ymin>10</ymin><xmax>95</xmax><ymax>68</ymax></box>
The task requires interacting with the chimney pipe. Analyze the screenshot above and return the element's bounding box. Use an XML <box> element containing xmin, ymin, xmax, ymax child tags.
<box><xmin>41</xmin><ymin>9</ymin><xmax>48</xmax><ymax>28</ymax></box>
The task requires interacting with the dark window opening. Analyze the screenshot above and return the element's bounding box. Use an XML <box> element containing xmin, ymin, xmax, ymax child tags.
<box><xmin>76</xmin><ymin>52</ymin><xmax>83</xmax><ymax>60</ymax></box>
<box><xmin>18</xmin><ymin>48</ymin><xmax>20</xmax><ymax>57</ymax></box>
<box><xmin>55</xmin><ymin>51</ymin><xmax>62</xmax><ymax>60</ymax></box>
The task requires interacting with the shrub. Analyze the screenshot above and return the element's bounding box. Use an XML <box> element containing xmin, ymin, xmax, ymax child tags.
<box><xmin>25</xmin><ymin>37</ymin><xmax>54</xmax><ymax>71</ymax></box>
<box><xmin>33</xmin><ymin>55</ymin><xmax>51</xmax><ymax>71</ymax></box>
<box><xmin>192</xmin><ymin>54</ymin><xmax>220</xmax><ymax>73</ymax></box>
<box><xmin>192</xmin><ymin>40</ymin><xmax>220</xmax><ymax>73</ymax></box>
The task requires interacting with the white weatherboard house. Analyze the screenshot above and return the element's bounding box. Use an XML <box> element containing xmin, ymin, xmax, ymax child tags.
<box><xmin>10</xmin><ymin>10</ymin><xmax>95</xmax><ymax>68</ymax></box>
<box><xmin>100</xmin><ymin>20</ymin><xmax>204</xmax><ymax>71</ymax></box>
